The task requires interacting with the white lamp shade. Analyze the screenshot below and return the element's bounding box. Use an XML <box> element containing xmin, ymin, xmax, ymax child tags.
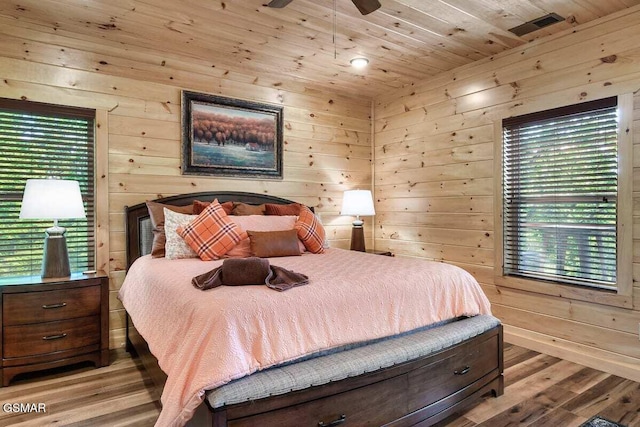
<box><xmin>19</xmin><ymin>179</ymin><xmax>86</xmax><ymax>220</ymax></box>
<box><xmin>341</xmin><ymin>190</ymin><xmax>375</xmax><ymax>216</ymax></box>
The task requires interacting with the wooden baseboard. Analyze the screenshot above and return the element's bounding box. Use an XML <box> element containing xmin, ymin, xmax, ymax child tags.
<box><xmin>503</xmin><ymin>324</ymin><xmax>640</xmax><ymax>383</ymax></box>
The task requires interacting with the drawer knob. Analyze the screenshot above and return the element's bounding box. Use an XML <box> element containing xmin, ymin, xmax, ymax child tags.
<box><xmin>454</xmin><ymin>366</ymin><xmax>471</xmax><ymax>375</ymax></box>
<box><xmin>42</xmin><ymin>302</ymin><xmax>67</xmax><ymax>309</ymax></box>
<box><xmin>42</xmin><ymin>333</ymin><xmax>67</xmax><ymax>341</ymax></box>
<box><xmin>318</xmin><ymin>414</ymin><xmax>346</xmax><ymax>427</ymax></box>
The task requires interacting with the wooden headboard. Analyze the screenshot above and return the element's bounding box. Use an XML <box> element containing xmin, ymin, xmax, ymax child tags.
<box><xmin>124</xmin><ymin>191</ymin><xmax>304</xmax><ymax>271</ymax></box>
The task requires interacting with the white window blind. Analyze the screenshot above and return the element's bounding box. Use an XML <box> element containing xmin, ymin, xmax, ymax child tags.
<box><xmin>0</xmin><ymin>98</ymin><xmax>95</xmax><ymax>278</ymax></box>
<box><xmin>502</xmin><ymin>97</ymin><xmax>618</xmax><ymax>289</ymax></box>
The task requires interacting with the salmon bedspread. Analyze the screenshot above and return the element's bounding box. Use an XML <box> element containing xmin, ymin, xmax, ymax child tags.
<box><xmin>119</xmin><ymin>248</ymin><xmax>492</xmax><ymax>426</ymax></box>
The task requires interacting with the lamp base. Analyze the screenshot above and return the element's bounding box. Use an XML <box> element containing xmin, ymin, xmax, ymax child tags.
<box><xmin>350</xmin><ymin>225</ymin><xmax>366</xmax><ymax>252</ymax></box>
<box><xmin>42</xmin><ymin>226</ymin><xmax>70</xmax><ymax>278</ymax></box>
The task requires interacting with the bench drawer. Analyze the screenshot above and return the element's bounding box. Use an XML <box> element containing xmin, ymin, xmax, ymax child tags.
<box><xmin>228</xmin><ymin>333</ymin><xmax>500</xmax><ymax>427</ymax></box>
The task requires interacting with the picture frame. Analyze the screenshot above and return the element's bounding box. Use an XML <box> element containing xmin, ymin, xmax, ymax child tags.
<box><xmin>181</xmin><ymin>91</ymin><xmax>283</xmax><ymax>179</ymax></box>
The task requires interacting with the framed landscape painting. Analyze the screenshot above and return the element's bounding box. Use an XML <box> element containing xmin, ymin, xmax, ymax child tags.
<box><xmin>181</xmin><ymin>91</ymin><xmax>283</xmax><ymax>179</ymax></box>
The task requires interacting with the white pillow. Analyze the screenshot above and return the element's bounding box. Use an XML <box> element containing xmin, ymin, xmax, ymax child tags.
<box><xmin>315</xmin><ymin>212</ymin><xmax>331</xmax><ymax>249</ymax></box>
<box><xmin>163</xmin><ymin>208</ymin><xmax>198</xmax><ymax>259</ymax></box>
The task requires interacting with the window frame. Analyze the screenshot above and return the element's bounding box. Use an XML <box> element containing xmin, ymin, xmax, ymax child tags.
<box><xmin>0</xmin><ymin>98</ymin><xmax>100</xmax><ymax>279</ymax></box>
<box><xmin>494</xmin><ymin>94</ymin><xmax>633</xmax><ymax>309</ymax></box>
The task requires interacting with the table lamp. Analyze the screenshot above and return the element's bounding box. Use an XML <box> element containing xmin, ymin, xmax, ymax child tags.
<box><xmin>340</xmin><ymin>189</ymin><xmax>375</xmax><ymax>252</ymax></box>
<box><xmin>19</xmin><ymin>179</ymin><xmax>87</xmax><ymax>278</ymax></box>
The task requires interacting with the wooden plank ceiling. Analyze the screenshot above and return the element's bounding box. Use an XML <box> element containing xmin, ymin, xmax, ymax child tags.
<box><xmin>1</xmin><ymin>0</ymin><xmax>639</xmax><ymax>98</ymax></box>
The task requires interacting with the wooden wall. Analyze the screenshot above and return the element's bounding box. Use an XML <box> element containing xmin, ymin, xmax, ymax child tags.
<box><xmin>0</xmin><ymin>16</ymin><xmax>372</xmax><ymax>349</ymax></box>
<box><xmin>374</xmin><ymin>6</ymin><xmax>640</xmax><ymax>380</ymax></box>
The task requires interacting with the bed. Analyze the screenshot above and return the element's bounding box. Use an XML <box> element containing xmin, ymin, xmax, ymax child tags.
<box><xmin>121</xmin><ymin>191</ymin><xmax>503</xmax><ymax>427</ymax></box>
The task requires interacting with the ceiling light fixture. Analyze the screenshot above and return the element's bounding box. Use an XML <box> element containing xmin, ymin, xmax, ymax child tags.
<box><xmin>350</xmin><ymin>57</ymin><xmax>369</xmax><ymax>68</ymax></box>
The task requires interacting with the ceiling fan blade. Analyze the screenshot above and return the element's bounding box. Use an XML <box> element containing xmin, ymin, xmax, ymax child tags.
<box><xmin>352</xmin><ymin>0</ymin><xmax>381</xmax><ymax>15</ymax></box>
<box><xmin>267</xmin><ymin>0</ymin><xmax>294</xmax><ymax>8</ymax></box>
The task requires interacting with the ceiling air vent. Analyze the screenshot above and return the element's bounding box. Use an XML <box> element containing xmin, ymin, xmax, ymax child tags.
<box><xmin>508</xmin><ymin>13</ymin><xmax>564</xmax><ymax>36</ymax></box>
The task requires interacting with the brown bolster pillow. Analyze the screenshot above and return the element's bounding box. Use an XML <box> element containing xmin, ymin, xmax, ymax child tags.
<box><xmin>192</xmin><ymin>257</ymin><xmax>309</xmax><ymax>291</ymax></box>
<box><xmin>248</xmin><ymin>229</ymin><xmax>302</xmax><ymax>258</ymax></box>
<box><xmin>221</xmin><ymin>257</ymin><xmax>271</xmax><ymax>286</ymax></box>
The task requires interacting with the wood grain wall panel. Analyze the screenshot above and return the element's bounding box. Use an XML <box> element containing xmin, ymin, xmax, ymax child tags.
<box><xmin>0</xmin><ymin>19</ymin><xmax>342</xmax><ymax>106</ymax></box>
<box><xmin>0</xmin><ymin>5</ymin><xmax>372</xmax><ymax>91</ymax></box>
<box><xmin>373</xmin><ymin>239</ymin><xmax>494</xmax><ymax>265</ymax></box>
<box><xmin>286</xmin><ymin>125</ymin><xmax>370</xmax><ymax>146</ymax></box>
<box><xmin>376</xmin><ymin>178</ymin><xmax>494</xmax><ymax>198</ymax></box>
<box><xmin>109</xmin><ymin>213</ymin><xmax>125</xmax><ymax>234</ymax></box>
<box><xmin>375</xmin><ymin>195</ymin><xmax>494</xmax><ymax>214</ymax></box>
<box><xmin>375</xmin><ymin>212</ymin><xmax>493</xmax><ymax>230</ymax></box>
<box><xmin>492</xmin><ymin>305</ymin><xmax>640</xmax><ymax>359</ymax></box>
<box><xmin>374</xmin><ymin>125</ymin><xmax>495</xmax><ymax>159</ymax></box>
<box><xmin>480</xmin><ymin>284</ymin><xmax>640</xmax><ymax>335</ymax></box>
<box><xmin>4</xmin><ymin>0</ymin><xmax>637</xmax><ymax>102</ymax></box>
<box><xmin>0</xmin><ymin>25</ymin><xmax>371</xmax><ymax>349</ymax></box>
<box><xmin>448</xmin><ymin>262</ymin><xmax>494</xmax><ymax>285</ymax></box>
<box><xmin>109</xmin><ymin>135</ymin><xmax>179</xmax><ymax>158</ymax></box>
<box><xmin>375</xmin><ymin>6</ymin><xmax>640</xmax><ymax>117</ymax></box>
<box><xmin>0</xmin><ymin>18</ymin><xmax>375</xmax><ymax>113</ymax></box>
<box><xmin>0</xmin><ymin>4</ymin><xmax>404</xmax><ymax>97</ymax></box>
<box><xmin>376</xmin><ymin>225</ymin><xmax>493</xmax><ymax>249</ymax></box>
<box><xmin>374</xmin><ymin>9</ymin><xmax>640</xmax><ymax>377</ymax></box>
<box><xmin>285</xmin><ymin>138</ymin><xmax>371</xmax><ymax>158</ymax></box>
<box><xmin>376</xmin><ymin>161</ymin><xmax>494</xmax><ymax>185</ymax></box>
<box><xmin>376</xmin><ymin>142</ymin><xmax>494</xmax><ymax>171</ymax></box>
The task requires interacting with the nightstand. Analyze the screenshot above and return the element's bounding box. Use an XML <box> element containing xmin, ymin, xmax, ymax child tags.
<box><xmin>365</xmin><ymin>249</ymin><xmax>394</xmax><ymax>257</ymax></box>
<box><xmin>0</xmin><ymin>272</ymin><xmax>109</xmax><ymax>386</ymax></box>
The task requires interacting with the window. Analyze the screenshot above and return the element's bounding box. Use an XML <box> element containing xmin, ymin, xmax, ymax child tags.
<box><xmin>502</xmin><ymin>97</ymin><xmax>619</xmax><ymax>290</ymax></box>
<box><xmin>0</xmin><ymin>98</ymin><xmax>95</xmax><ymax>278</ymax></box>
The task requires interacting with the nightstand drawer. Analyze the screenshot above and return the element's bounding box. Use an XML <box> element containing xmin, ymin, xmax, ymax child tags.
<box><xmin>3</xmin><ymin>285</ymin><xmax>101</xmax><ymax>326</ymax></box>
<box><xmin>3</xmin><ymin>316</ymin><xmax>100</xmax><ymax>359</ymax></box>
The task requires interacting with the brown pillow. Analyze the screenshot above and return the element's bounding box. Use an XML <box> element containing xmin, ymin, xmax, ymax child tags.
<box><xmin>146</xmin><ymin>201</ymin><xmax>193</xmax><ymax>258</ymax></box>
<box><xmin>193</xmin><ymin>200</ymin><xmax>233</xmax><ymax>215</ymax></box>
<box><xmin>231</xmin><ymin>202</ymin><xmax>266</xmax><ymax>216</ymax></box>
<box><xmin>248</xmin><ymin>229</ymin><xmax>301</xmax><ymax>258</ymax></box>
<box><xmin>264</xmin><ymin>203</ymin><xmax>303</xmax><ymax>216</ymax></box>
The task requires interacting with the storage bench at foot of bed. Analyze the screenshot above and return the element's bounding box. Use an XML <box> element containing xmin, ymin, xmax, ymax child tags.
<box><xmin>209</xmin><ymin>325</ymin><xmax>503</xmax><ymax>427</ymax></box>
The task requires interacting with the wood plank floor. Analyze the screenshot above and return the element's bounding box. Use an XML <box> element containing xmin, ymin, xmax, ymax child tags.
<box><xmin>0</xmin><ymin>349</ymin><xmax>160</xmax><ymax>426</ymax></box>
<box><xmin>0</xmin><ymin>344</ymin><xmax>638</xmax><ymax>426</ymax></box>
<box><xmin>441</xmin><ymin>344</ymin><xmax>640</xmax><ymax>427</ymax></box>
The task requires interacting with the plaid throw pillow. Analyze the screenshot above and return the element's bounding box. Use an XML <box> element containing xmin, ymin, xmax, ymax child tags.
<box><xmin>295</xmin><ymin>207</ymin><xmax>325</xmax><ymax>254</ymax></box>
<box><xmin>177</xmin><ymin>200</ymin><xmax>247</xmax><ymax>261</ymax></box>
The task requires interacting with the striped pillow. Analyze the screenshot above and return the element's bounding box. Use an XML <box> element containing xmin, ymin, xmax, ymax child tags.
<box><xmin>177</xmin><ymin>200</ymin><xmax>247</xmax><ymax>261</ymax></box>
<box><xmin>295</xmin><ymin>207</ymin><xmax>325</xmax><ymax>254</ymax></box>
